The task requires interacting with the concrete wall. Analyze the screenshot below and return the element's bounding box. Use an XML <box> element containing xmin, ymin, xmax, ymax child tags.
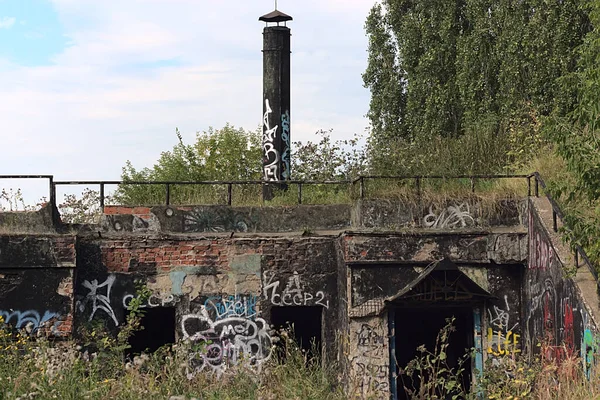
<box><xmin>1</xmin><ymin>194</ymin><xmax>599</xmax><ymax>398</ymax></box>
<box><xmin>74</xmin><ymin>233</ymin><xmax>342</xmax><ymax>374</ymax></box>
<box><xmin>103</xmin><ymin>205</ymin><xmax>352</xmax><ymax>233</ymax></box>
<box><xmin>354</xmin><ymin>198</ymin><xmax>525</xmax><ymax>230</ymax></box>
<box><xmin>525</xmin><ymin>198</ymin><xmax>598</xmax><ymax>374</ymax></box>
<box><xmin>0</xmin><ymin>234</ymin><xmax>75</xmax><ymax>336</ymax></box>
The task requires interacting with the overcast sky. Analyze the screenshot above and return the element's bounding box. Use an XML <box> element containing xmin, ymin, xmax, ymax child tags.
<box><xmin>0</xmin><ymin>0</ymin><xmax>375</xmax><ymax>203</ymax></box>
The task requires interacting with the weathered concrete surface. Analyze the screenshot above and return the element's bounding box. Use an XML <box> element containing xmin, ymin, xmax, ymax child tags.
<box><xmin>0</xmin><ymin>203</ymin><xmax>57</xmax><ymax>233</ymax></box>
<box><xmin>2</xmin><ymin>193</ymin><xmax>595</xmax><ymax>399</ymax></box>
<box><xmin>0</xmin><ymin>234</ymin><xmax>76</xmax><ymax>336</ymax></box>
<box><xmin>342</xmin><ymin>229</ymin><xmax>527</xmax><ymax>265</ymax></box>
<box><xmin>526</xmin><ymin>197</ymin><xmax>600</xmax><ymax>369</ymax></box>
<box><xmin>354</xmin><ymin>198</ymin><xmax>525</xmax><ymax>230</ymax></box>
<box><xmin>102</xmin><ymin>205</ymin><xmax>352</xmax><ymax>233</ymax></box>
<box><xmin>348</xmin><ymin>316</ymin><xmax>389</xmax><ymax>398</ymax></box>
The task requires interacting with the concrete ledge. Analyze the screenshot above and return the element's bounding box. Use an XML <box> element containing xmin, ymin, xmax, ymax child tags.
<box><xmin>102</xmin><ymin>204</ymin><xmax>352</xmax><ymax>233</ymax></box>
<box><xmin>353</xmin><ymin>198</ymin><xmax>525</xmax><ymax>230</ymax></box>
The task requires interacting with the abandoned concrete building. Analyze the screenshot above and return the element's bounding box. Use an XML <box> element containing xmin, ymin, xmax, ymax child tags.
<box><xmin>2</xmin><ymin>7</ymin><xmax>599</xmax><ymax>400</ymax></box>
<box><xmin>0</xmin><ymin>178</ymin><xmax>598</xmax><ymax>399</ymax></box>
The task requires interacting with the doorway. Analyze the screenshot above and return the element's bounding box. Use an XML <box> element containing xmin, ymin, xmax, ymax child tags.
<box><xmin>271</xmin><ymin>306</ymin><xmax>322</xmax><ymax>360</ymax></box>
<box><xmin>394</xmin><ymin>306</ymin><xmax>473</xmax><ymax>400</ymax></box>
<box><xmin>126</xmin><ymin>307</ymin><xmax>176</xmax><ymax>358</ymax></box>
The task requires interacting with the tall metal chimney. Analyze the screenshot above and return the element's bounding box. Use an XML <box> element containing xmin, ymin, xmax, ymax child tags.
<box><xmin>259</xmin><ymin>7</ymin><xmax>292</xmax><ymax>200</ymax></box>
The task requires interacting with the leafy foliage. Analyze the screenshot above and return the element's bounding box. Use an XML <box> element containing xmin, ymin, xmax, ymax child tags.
<box><xmin>363</xmin><ymin>0</ymin><xmax>589</xmax><ymax>174</ymax></box>
<box><xmin>113</xmin><ymin>125</ymin><xmax>262</xmax><ymax>205</ymax></box>
<box><xmin>292</xmin><ymin>129</ymin><xmax>366</xmax><ymax>181</ymax></box>
<box><xmin>545</xmin><ymin>0</ymin><xmax>600</xmax><ymax>267</ymax></box>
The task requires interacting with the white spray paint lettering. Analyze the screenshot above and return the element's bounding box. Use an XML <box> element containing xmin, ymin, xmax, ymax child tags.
<box><xmin>423</xmin><ymin>203</ymin><xmax>474</xmax><ymax>229</ymax></box>
<box><xmin>262</xmin><ymin>271</ymin><xmax>329</xmax><ymax>309</ymax></box>
<box><xmin>181</xmin><ymin>308</ymin><xmax>272</xmax><ymax>377</ymax></box>
<box><xmin>79</xmin><ymin>275</ymin><xmax>119</xmax><ymax>326</ymax></box>
<box><xmin>263</xmin><ymin>99</ymin><xmax>280</xmax><ymax>181</ymax></box>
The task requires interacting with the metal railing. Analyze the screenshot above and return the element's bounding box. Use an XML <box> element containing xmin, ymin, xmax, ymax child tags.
<box><xmin>531</xmin><ymin>172</ymin><xmax>598</xmax><ymax>281</ymax></box>
<box><xmin>2</xmin><ymin>174</ymin><xmax>533</xmax><ymax>210</ymax></box>
<box><xmin>0</xmin><ymin>172</ymin><xmax>595</xmax><ymax>278</ymax></box>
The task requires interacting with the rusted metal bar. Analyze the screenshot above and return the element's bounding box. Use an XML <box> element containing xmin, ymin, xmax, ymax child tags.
<box><xmin>99</xmin><ymin>183</ymin><xmax>105</xmax><ymax>212</ymax></box>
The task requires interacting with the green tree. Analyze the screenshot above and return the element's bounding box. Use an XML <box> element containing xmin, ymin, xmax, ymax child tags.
<box><xmin>363</xmin><ymin>0</ymin><xmax>589</xmax><ymax>174</ymax></box>
<box><xmin>292</xmin><ymin>130</ymin><xmax>366</xmax><ymax>181</ymax></box>
<box><xmin>547</xmin><ymin>0</ymin><xmax>600</xmax><ymax>265</ymax></box>
<box><xmin>114</xmin><ymin>124</ymin><xmax>262</xmax><ymax>205</ymax></box>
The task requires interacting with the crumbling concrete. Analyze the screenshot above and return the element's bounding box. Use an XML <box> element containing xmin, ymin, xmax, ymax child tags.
<box><xmin>0</xmin><ymin>194</ymin><xmax>597</xmax><ymax>399</ymax></box>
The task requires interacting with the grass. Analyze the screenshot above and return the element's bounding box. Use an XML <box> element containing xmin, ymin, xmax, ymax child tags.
<box><xmin>0</xmin><ymin>317</ymin><xmax>345</xmax><ymax>400</ymax></box>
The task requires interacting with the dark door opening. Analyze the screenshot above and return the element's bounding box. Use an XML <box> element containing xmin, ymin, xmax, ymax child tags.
<box><xmin>126</xmin><ymin>307</ymin><xmax>176</xmax><ymax>358</ymax></box>
<box><xmin>394</xmin><ymin>306</ymin><xmax>473</xmax><ymax>400</ymax></box>
<box><xmin>271</xmin><ymin>306</ymin><xmax>322</xmax><ymax>360</ymax></box>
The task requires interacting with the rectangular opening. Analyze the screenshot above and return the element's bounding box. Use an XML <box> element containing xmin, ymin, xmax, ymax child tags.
<box><xmin>394</xmin><ymin>306</ymin><xmax>473</xmax><ymax>400</ymax></box>
<box><xmin>271</xmin><ymin>306</ymin><xmax>323</xmax><ymax>360</ymax></box>
<box><xmin>126</xmin><ymin>307</ymin><xmax>176</xmax><ymax>358</ymax></box>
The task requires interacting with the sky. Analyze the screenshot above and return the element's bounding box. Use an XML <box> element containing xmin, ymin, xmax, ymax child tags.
<box><xmin>0</xmin><ymin>0</ymin><xmax>376</xmax><ymax>204</ymax></box>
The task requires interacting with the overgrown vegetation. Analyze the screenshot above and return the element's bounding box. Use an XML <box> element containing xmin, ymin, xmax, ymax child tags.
<box><xmin>0</xmin><ymin>307</ymin><xmax>344</xmax><ymax>400</ymax></box>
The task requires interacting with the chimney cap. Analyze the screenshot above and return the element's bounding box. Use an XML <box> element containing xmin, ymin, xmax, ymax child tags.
<box><xmin>259</xmin><ymin>9</ymin><xmax>293</xmax><ymax>23</ymax></box>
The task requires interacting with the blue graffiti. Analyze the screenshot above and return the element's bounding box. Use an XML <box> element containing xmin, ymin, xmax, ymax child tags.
<box><xmin>204</xmin><ymin>295</ymin><xmax>257</xmax><ymax>320</ymax></box>
<box><xmin>281</xmin><ymin>110</ymin><xmax>291</xmax><ymax>180</ymax></box>
<box><xmin>0</xmin><ymin>309</ymin><xmax>62</xmax><ymax>334</ymax></box>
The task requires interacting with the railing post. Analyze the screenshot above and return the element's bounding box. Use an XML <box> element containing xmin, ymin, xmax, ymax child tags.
<box><xmin>575</xmin><ymin>249</ymin><xmax>579</xmax><ymax>268</ymax></box>
<box><xmin>99</xmin><ymin>183</ymin><xmax>105</xmax><ymax>212</ymax></box>
<box><xmin>527</xmin><ymin>176</ymin><xmax>531</xmax><ymax>197</ymax></box>
<box><xmin>534</xmin><ymin>175</ymin><xmax>539</xmax><ymax>197</ymax></box>
<box><xmin>227</xmin><ymin>183</ymin><xmax>233</xmax><ymax>206</ymax></box>
<box><xmin>359</xmin><ymin>177</ymin><xmax>365</xmax><ymax>199</ymax></box>
<box><xmin>165</xmin><ymin>183</ymin><xmax>171</xmax><ymax>206</ymax></box>
<box><xmin>552</xmin><ymin>210</ymin><xmax>557</xmax><ymax>232</ymax></box>
<box><xmin>298</xmin><ymin>183</ymin><xmax>303</xmax><ymax>205</ymax></box>
<box><xmin>470</xmin><ymin>177</ymin><xmax>475</xmax><ymax>193</ymax></box>
<box><xmin>48</xmin><ymin>176</ymin><xmax>57</xmax><ymax>223</ymax></box>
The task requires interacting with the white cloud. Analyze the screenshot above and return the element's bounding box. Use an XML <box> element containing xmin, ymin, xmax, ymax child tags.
<box><xmin>0</xmin><ymin>16</ymin><xmax>16</xmax><ymax>29</ymax></box>
<box><xmin>1</xmin><ymin>1</ymin><xmax>376</xmax><ymax>202</ymax></box>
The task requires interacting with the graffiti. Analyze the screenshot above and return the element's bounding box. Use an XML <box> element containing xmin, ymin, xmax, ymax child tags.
<box><xmin>487</xmin><ymin>297</ymin><xmax>520</xmax><ymax>357</ymax></box>
<box><xmin>582</xmin><ymin>329</ymin><xmax>597</xmax><ymax>378</ymax></box>
<box><xmin>487</xmin><ymin>328</ymin><xmax>520</xmax><ymax>356</ymax></box>
<box><xmin>488</xmin><ymin>295</ymin><xmax>518</xmax><ymax>333</ymax></box>
<box><xmin>357</xmin><ymin>324</ymin><xmax>385</xmax><ymax>347</ymax></box>
<box><xmin>183</xmin><ymin>208</ymin><xmax>256</xmax><ymax>233</ymax></box>
<box><xmin>352</xmin><ymin>319</ymin><xmax>388</xmax><ymax>397</ymax></box>
<box><xmin>122</xmin><ymin>293</ymin><xmax>179</xmax><ymax>310</ymax></box>
<box><xmin>181</xmin><ymin>310</ymin><xmax>272</xmax><ymax>376</ymax></box>
<box><xmin>263</xmin><ymin>271</ymin><xmax>329</xmax><ymax>309</ymax></box>
<box><xmin>526</xmin><ymin>278</ymin><xmax>558</xmax><ymax>348</ymax></box>
<box><xmin>356</xmin><ymin>323</ymin><xmax>385</xmax><ymax>361</ymax></box>
<box><xmin>423</xmin><ymin>203</ymin><xmax>474</xmax><ymax>229</ymax></box>
<box><xmin>354</xmin><ymin>362</ymin><xmax>388</xmax><ymax>393</ymax></box>
<box><xmin>78</xmin><ymin>275</ymin><xmax>119</xmax><ymax>326</ymax></box>
<box><xmin>204</xmin><ymin>295</ymin><xmax>257</xmax><ymax>320</ymax></box>
<box><xmin>263</xmin><ymin>99</ymin><xmax>280</xmax><ymax>181</ymax></box>
<box><xmin>562</xmin><ymin>298</ymin><xmax>575</xmax><ymax>354</ymax></box>
<box><xmin>280</xmin><ymin>110</ymin><xmax>291</xmax><ymax>180</ymax></box>
<box><xmin>530</xmin><ymin>233</ymin><xmax>555</xmax><ymax>271</ymax></box>
<box><xmin>0</xmin><ymin>309</ymin><xmax>62</xmax><ymax>334</ymax></box>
